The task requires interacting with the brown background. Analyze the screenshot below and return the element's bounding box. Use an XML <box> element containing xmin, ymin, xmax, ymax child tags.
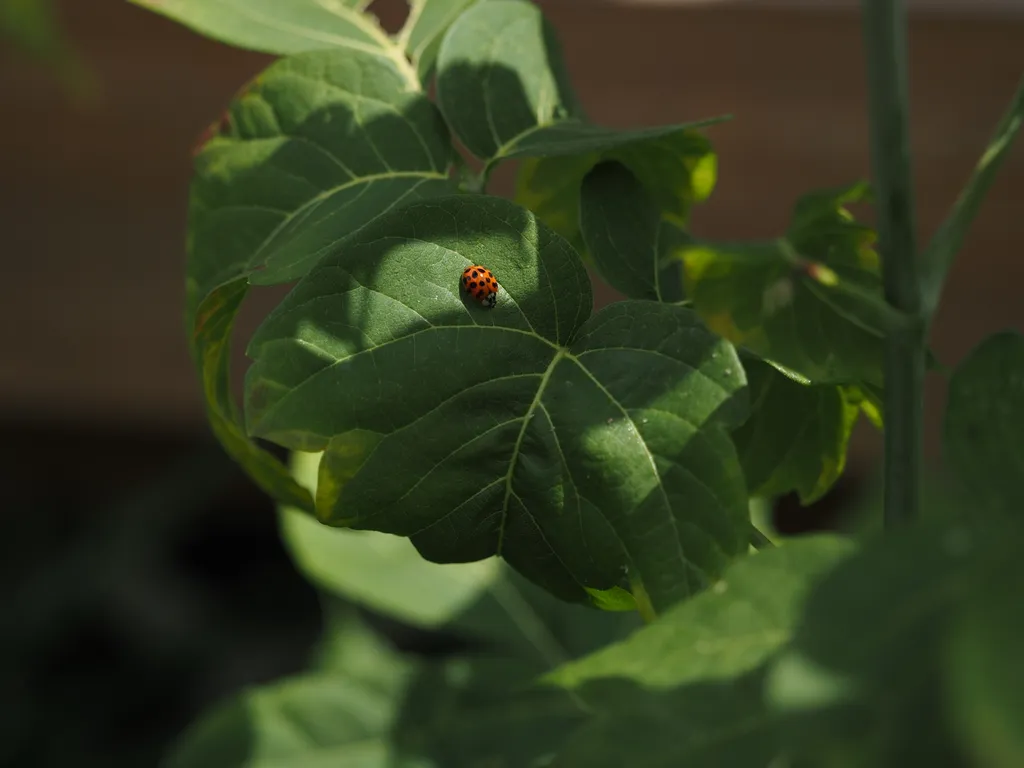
<box><xmin>2</xmin><ymin>0</ymin><xmax>1022</xmax><ymax>471</ymax></box>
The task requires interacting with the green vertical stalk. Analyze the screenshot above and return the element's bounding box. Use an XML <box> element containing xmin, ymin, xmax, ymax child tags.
<box><xmin>862</xmin><ymin>0</ymin><xmax>924</xmax><ymax>527</ymax></box>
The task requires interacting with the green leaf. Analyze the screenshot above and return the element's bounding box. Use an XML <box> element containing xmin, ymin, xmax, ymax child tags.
<box><xmin>548</xmin><ymin>535</ymin><xmax>855</xmax><ymax>692</ymax></box>
<box><xmin>516</xmin><ymin>130</ymin><xmax>716</xmax><ymax>257</ymax></box>
<box><xmin>245</xmin><ymin>194</ymin><xmax>750</xmax><ymax>614</ymax></box>
<box><xmin>163</xmin><ymin>611</ymin><xmax>414</xmax><ymax>768</ymax></box>
<box><xmin>394</xmin><ymin>656</ymin><xmax>585</xmax><ymax>767</ymax></box>
<box><xmin>190</xmin><ymin>50</ymin><xmax>454</xmax><ymax>293</ymax></box>
<box><xmin>281</xmin><ymin>447</ymin><xmax>639</xmax><ymax>662</ymax></box>
<box><xmin>764</xmin><ymin>521</ymin><xmax>989</xmax><ymax>764</ymax></box>
<box><xmin>280</xmin><ymin>450</ymin><xmax>500</xmax><ymax>627</ymax></box>
<box><xmin>165</xmin><ymin>675</ymin><xmax>403</xmax><ymax>767</ymax></box>
<box><xmin>399</xmin><ymin>0</ymin><xmax>478</xmax><ymax>82</ymax></box>
<box><xmin>579</xmin><ymin>161</ymin><xmax>687</xmax><ymax>303</ymax></box>
<box><xmin>193</xmin><ymin>279</ymin><xmax>314</xmax><ymax>510</ymax></box>
<box><xmin>733</xmin><ymin>359</ymin><xmax>861</xmax><ymax>504</ymax></box>
<box><xmin>945</xmin><ymin>547</ymin><xmax>1024</xmax><ymax>768</ymax></box>
<box><xmin>435</xmin><ymin>0</ymin><xmax>580</xmax><ymax>164</ymax></box>
<box><xmin>504</xmin><ymin>120</ymin><xmax>725</xmax><ymax>163</ymax></box>
<box><xmin>770</xmin><ymin>524</ymin><xmax>972</xmax><ymax>694</ymax></box>
<box><xmin>944</xmin><ymin>331</ymin><xmax>1024</xmax><ymax>519</ymax></box>
<box><xmin>127</xmin><ymin>0</ymin><xmax>419</xmax><ymax>87</ymax></box>
<box><xmin>547</xmin><ymin>536</ymin><xmax>857</xmax><ymax>767</ymax></box>
<box><xmin>455</xmin><ymin>567</ymin><xmax>642</xmax><ymax>666</ymax></box>
<box><xmin>435</xmin><ymin>0</ymin><xmax>724</xmax><ymax>171</ymax></box>
<box><xmin>679</xmin><ymin>182</ymin><xmax>886</xmax><ymax>386</ymax></box>
<box><xmin>166</xmin><ymin>604</ymin><xmax>587</xmax><ymax>768</ymax></box>
<box><xmin>185</xmin><ymin>48</ymin><xmax>455</xmax><ymax>511</ymax></box>
<box><xmin>553</xmin><ymin>671</ymin><xmax>777</xmax><ymax>768</ymax></box>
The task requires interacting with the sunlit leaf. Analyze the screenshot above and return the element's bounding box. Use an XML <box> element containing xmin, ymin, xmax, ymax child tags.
<box><xmin>399</xmin><ymin>0</ymin><xmax>478</xmax><ymax>81</ymax></box>
<box><xmin>127</xmin><ymin>0</ymin><xmax>418</xmax><ymax>88</ymax></box>
<box><xmin>245</xmin><ymin>195</ymin><xmax>750</xmax><ymax>614</ymax></box>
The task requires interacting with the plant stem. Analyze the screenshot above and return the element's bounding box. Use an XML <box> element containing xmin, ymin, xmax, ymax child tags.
<box><xmin>750</xmin><ymin>525</ymin><xmax>775</xmax><ymax>551</ymax></box>
<box><xmin>862</xmin><ymin>0</ymin><xmax>924</xmax><ymax>527</ymax></box>
<box><xmin>919</xmin><ymin>74</ymin><xmax>1024</xmax><ymax>319</ymax></box>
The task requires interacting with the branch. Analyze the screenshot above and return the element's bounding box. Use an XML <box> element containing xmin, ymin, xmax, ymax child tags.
<box><xmin>919</xmin><ymin>74</ymin><xmax>1024</xmax><ymax>318</ymax></box>
<box><xmin>862</xmin><ymin>0</ymin><xmax>924</xmax><ymax>527</ymax></box>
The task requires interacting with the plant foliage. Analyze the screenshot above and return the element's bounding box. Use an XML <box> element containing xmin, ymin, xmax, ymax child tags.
<box><xmin>128</xmin><ymin>0</ymin><xmax>1024</xmax><ymax>764</ymax></box>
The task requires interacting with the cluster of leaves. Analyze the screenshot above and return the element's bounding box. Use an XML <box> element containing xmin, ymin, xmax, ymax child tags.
<box><xmin>127</xmin><ymin>0</ymin><xmax>1024</xmax><ymax>765</ymax></box>
<box><xmin>150</xmin><ymin>0</ymin><xmax>888</xmax><ymax>615</ymax></box>
<box><xmin>168</xmin><ymin>395</ymin><xmax>1024</xmax><ymax>768</ymax></box>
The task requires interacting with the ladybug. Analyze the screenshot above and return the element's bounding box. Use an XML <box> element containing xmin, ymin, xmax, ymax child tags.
<box><xmin>461</xmin><ymin>264</ymin><xmax>499</xmax><ymax>308</ymax></box>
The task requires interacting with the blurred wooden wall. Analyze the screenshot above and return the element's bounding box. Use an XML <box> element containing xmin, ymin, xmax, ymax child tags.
<box><xmin>0</xmin><ymin>0</ymin><xmax>1021</xmax><ymax>470</ymax></box>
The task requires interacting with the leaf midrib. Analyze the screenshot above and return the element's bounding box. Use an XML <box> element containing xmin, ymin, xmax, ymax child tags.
<box><xmin>496</xmin><ymin>347</ymin><xmax>568</xmax><ymax>556</ymax></box>
<box><xmin>249</xmin><ymin>324</ymin><xmax>559</xmax><ymax>440</ymax></box>
<box><xmin>199</xmin><ymin>0</ymin><xmax>420</xmax><ymax>89</ymax></box>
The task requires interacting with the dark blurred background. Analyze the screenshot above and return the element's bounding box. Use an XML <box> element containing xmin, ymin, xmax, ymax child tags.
<box><xmin>1</xmin><ymin>0</ymin><xmax>1022</xmax><ymax>765</ymax></box>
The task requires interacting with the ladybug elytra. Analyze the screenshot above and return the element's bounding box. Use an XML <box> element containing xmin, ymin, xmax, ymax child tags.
<box><xmin>461</xmin><ymin>264</ymin><xmax>499</xmax><ymax>308</ymax></box>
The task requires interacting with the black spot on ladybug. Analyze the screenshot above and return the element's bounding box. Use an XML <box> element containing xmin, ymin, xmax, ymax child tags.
<box><xmin>472</xmin><ymin>271</ymin><xmax>479</xmax><ymax>278</ymax></box>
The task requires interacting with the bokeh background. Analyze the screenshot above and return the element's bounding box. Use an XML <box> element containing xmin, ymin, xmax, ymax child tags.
<box><xmin>1</xmin><ymin>0</ymin><xmax>1022</xmax><ymax>764</ymax></box>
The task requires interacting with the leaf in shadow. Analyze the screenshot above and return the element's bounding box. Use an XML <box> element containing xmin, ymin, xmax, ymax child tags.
<box><xmin>733</xmin><ymin>358</ymin><xmax>861</xmax><ymax>504</ymax></box>
<box><xmin>163</xmin><ymin>608</ymin><xmax>415</xmax><ymax>768</ymax></box>
<box><xmin>944</xmin><ymin>330</ymin><xmax>1024</xmax><ymax>519</ymax></box>
<box><xmin>764</xmin><ymin>520</ymin><xmax>1009</xmax><ymax>766</ymax></box>
<box><xmin>164</xmin><ymin>605</ymin><xmax>587</xmax><ymax>768</ymax></box>
<box><xmin>517</xmin><ymin>131</ymin><xmax>716</xmax><ymax>258</ymax></box>
<box><xmin>436</xmin><ymin>0</ymin><xmax>723</xmax><ymax>180</ymax></box>
<box><xmin>544</xmin><ymin>537</ymin><xmax>857</xmax><ymax>767</ymax></box>
<box><xmin>186</xmin><ymin>47</ymin><xmax>456</xmax><ymax>511</ymax></box>
<box><xmin>579</xmin><ymin>161</ymin><xmax>687</xmax><ymax>303</ymax></box>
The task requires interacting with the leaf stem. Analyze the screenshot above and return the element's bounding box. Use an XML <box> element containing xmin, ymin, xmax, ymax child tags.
<box><xmin>919</xmin><ymin>74</ymin><xmax>1024</xmax><ymax>319</ymax></box>
<box><xmin>779</xmin><ymin>237</ymin><xmax>917</xmax><ymax>336</ymax></box>
<box><xmin>489</xmin><ymin>575</ymin><xmax>570</xmax><ymax>670</ymax></box>
<box><xmin>750</xmin><ymin>525</ymin><xmax>775</xmax><ymax>550</ymax></box>
<box><xmin>628</xmin><ymin>573</ymin><xmax>658</xmax><ymax>624</ymax></box>
<box><xmin>862</xmin><ymin>0</ymin><xmax>924</xmax><ymax>528</ymax></box>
